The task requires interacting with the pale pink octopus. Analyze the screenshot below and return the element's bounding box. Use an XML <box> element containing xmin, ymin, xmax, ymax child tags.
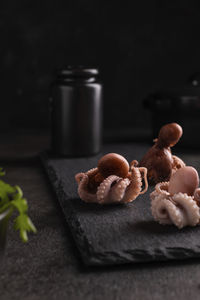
<box><xmin>151</xmin><ymin>166</ymin><xmax>200</xmax><ymax>229</ymax></box>
<box><xmin>75</xmin><ymin>153</ymin><xmax>148</xmax><ymax>204</ymax></box>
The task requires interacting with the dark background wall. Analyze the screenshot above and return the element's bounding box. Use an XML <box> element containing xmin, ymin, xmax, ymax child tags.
<box><xmin>1</xmin><ymin>0</ymin><xmax>200</xmax><ymax>135</ymax></box>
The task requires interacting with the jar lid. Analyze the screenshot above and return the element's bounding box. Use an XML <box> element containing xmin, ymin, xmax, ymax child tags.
<box><xmin>58</xmin><ymin>66</ymin><xmax>99</xmax><ymax>78</ymax></box>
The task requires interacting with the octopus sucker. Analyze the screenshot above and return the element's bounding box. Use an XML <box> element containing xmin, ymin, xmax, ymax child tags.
<box><xmin>151</xmin><ymin>166</ymin><xmax>200</xmax><ymax>229</ymax></box>
<box><xmin>75</xmin><ymin>153</ymin><xmax>148</xmax><ymax>204</ymax></box>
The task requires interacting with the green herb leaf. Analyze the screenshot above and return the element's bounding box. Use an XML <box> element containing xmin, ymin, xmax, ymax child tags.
<box><xmin>12</xmin><ymin>186</ymin><xmax>28</xmax><ymax>214</ymax></box>
<box><xmin>0</xmin><ymin>180</ymin><xmax>16</xmax><ymax>206</ymax></box>
<box><xmin>14</xmin><ymin>214</ymin><xmax>37</xmax><ymax>243</ymax></box>
<box><xmin>0</xmin><ymin>168</ymin><xmax>37</xmax><ymax>242</ymax></box>
<box><xmin>0</xmin><ymin>167</ymin><xmax>5</xmax><ymax>176</ymax></box>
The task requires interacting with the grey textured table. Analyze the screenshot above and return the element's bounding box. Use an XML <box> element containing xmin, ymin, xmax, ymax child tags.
<box><xmin>1</xmin><ymin>132</ymin><xmax>200</xmax><ymax>300</ymax></box>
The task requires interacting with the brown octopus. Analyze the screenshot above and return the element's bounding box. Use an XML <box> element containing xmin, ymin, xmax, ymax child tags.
<box><xmin>75</xmin><ymin>153</ymin><xmax>148</xmax><ymax>204</ymax></box>
<box><xmin>139</xmin><ymin>123</ymin><xmax>185</xmax><ymax>184</ymax></box>
<box><xmin>151</xmin><ymin>166</ymin><xmax>200</xmax><ymax>229</ymax></box>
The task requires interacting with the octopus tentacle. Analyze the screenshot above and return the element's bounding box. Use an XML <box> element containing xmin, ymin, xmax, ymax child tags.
<box><xmin>150</xmin><ymin>182</ymin><xmax>170</xmax><ymax>211</ymax></box>
<box><xmin>86</xmin><ymin>167</ymin><xmax>98</xmax><ymax>176</ymax></box>
<box><xmin>120</xmin><ymin>163</ymin><xmax>143</xmax><ymax>203</ymax></box>
<box><xmin>138</xmin><ymin>167</ymin><xmax>148</xmax><ymax>194</ymax></box>
<box><xmin>75</xmin><ymin>172</ymin><xmax>85</xmax><ymax>184</ymax></box>
<box><xmin>76</xmin><ymin>173</ymin><xmax>98</xmax><ymax>203</ymax></box>
<box><xmin>109</xmin><ymin>178</ymin><xmax>130</xmax><ymax>203</ymax></box>
<box><xmin>194</xmin><ymin>188</ymin><xmax>200</xmax><ymax>206</ymax></box>
<box><xmin>155</xmin><ymin>182</ymin><xmax>170</xmax><ymax>196</ymax></box>
<box><xmin>151</xmin><ymin>191</ymin><xmax>200</xmax><ymax>229</ymax></box>
<box><xmin>172</xmin><ymin>155</ymin><xmax>185</xmax><ymax>172</ymax></box>
<box><xmin>130</xmin><ymin>159</ymin><xmax>139</xmax><ymax>167</ymax></box>
<box><xmin>171</xmin><ymin>193</ymin><xmax>200</xmax><ymax>227</ymax></box>
<box><xmin>151</xmin><ymin>197</ymin><xmax>180</xmax><ymax>225</ymax></box>
<box><xmin>96</xmin><ymin>175</ymin><xmax>122</xmax><ymax>204</ymax></box>
<box><xmin>150</xmin><ymin>187</ymin><xmax>169</xmax><ymax>203</ymax></box>
<box><xmin>75</xmin><ymin>168</ymin><xmax>99</xmax><ymax>183</ymax></box>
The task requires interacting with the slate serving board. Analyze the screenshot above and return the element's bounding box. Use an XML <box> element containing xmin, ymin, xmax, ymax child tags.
<box><xmin>41</xmin><ymin>143</ymin><xmax>200</xmax><ymax>266</ymax></box>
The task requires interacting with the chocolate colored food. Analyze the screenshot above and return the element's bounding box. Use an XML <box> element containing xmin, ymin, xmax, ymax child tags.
<box><xmin>139</xmin><ymin>123</ymin><xmax>185</xmax><ymax>184</ymax></box>
<box><xmin>75</xmin><ymin>153</ymin><xmax>148</xmax><ymax>204</ymax></box>
<box><xmin>151</xmin><ymin>166</ymin><xmax>200</xmax><ymax>229</ymax></box>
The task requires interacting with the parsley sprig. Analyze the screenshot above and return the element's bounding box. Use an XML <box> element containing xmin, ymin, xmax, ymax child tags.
<box><xmin>0</xmin><ymin>167</ymin><xmax>36</xmax><ymax>242</ymax></box>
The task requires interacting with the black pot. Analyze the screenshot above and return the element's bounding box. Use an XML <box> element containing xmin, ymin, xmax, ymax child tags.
<box><xmin>0</xmin><ymin>208</ymin><xmax>12</xmax><ymax>260</ymax></box>
<box><xmin>144</xmin><ymin>82</ymin><xmax>200</xmax><ymax>148</ymax></box>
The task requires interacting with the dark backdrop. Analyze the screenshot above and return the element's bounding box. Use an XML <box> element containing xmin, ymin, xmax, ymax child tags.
<box><xmin>1</xmin><ymin>0</ymin><xmax>200</xmax><ymax>136</ymax></box>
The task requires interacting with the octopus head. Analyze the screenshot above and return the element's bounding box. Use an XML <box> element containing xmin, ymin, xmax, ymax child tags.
<box><xmin>157</xmin><ymin>123</ymin><xmax>183</xmax><ymax>148</ymax></box>
<box><xmin>97</xmin><ymin>153</ymin><xmax>129</xmax><ymax>178</ymax></box>
<box><xmin>168</xmin><ymin>166</ymin><xmax>199</xmax><ymax>196</ymax></box>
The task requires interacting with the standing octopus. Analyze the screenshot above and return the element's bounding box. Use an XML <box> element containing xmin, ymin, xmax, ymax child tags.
<box><xmin>151</xmin><ymin>166</ymin><xmax>200</xmax><ymax>229</ymax></box>
<box><xmin>75</xmin><ymin>153</ymin><xmax>148</xmax><ymax>204</ymax></box>
<box><xmin>139</xmin><ymin>123</ymin><xmax>185</xmax><ymax>184</ymax></box>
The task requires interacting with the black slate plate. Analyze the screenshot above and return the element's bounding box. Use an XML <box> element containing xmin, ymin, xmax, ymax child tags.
<box><xmin>41</xmin><ymin>143</ymin><xmax>200</xmax><ymax>266</ymax></box>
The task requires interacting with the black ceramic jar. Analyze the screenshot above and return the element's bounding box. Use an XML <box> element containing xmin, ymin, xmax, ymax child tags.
<box><xmin>50</xmin><ymin>67</ymin><xmax>103</xmax><ymax>156</ymax></box>
<box><xmin>0</xmin><ymin>208</ymin><xmax>11</xmax><ymax>262</ymax></box>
